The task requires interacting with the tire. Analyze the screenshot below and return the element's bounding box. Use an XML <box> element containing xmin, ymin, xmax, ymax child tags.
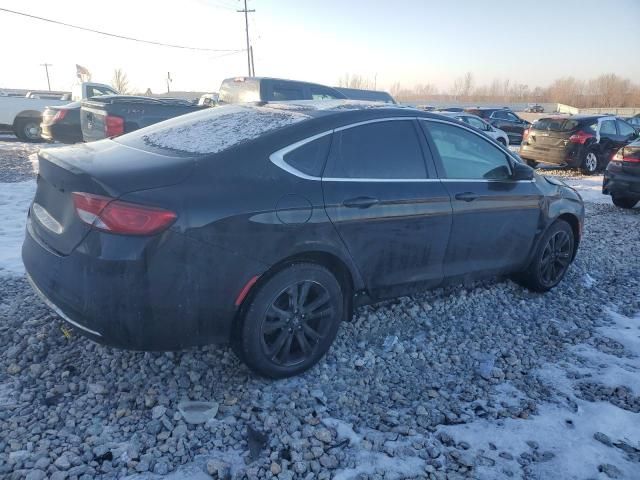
<box><xmin>580</xmin><ymin>148</ymin><xmax>599</xmax><ymax>175</ymax></box>
<box><xmin>13</xmin><ymin>118</ymin><xmax>42</xmax><ymax>142</ymax></box>
<box><xmin>516</xmin><ymin>220</ymin><xmax>575</xmax><ymax>292</ymax></box>
<box><xmin>611</xmin><ymin>195</ymin><xmax>639</xmax><ymax>209</ymax></box>
<box><xmin>235</xmin><ymin>263</ymin><xmax>344</xmax><ymax>378</ymax></box>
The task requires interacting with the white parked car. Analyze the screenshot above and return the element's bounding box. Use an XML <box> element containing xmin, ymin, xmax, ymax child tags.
<box><xmin>437</xmin><ymin>111</ymin><xmax>510</xmax><ymax>147</ymax></box>
<box><xmin>0</xmin><ymin>82</ymin><xmax>115</xmax><ymax>141</ymax></box>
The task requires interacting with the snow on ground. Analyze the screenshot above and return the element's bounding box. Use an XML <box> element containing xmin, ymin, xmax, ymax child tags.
<box><xmin>438</xmin><ymin>311</ymin><xmax>640</xmax><ymax>480</ymax></box>
<box><xmin>561</xmin><ymin>175</ymin><xmax>612</xmax><ymax>205</ymax></box>
<box><xmin>0</xmin><ymin>180</ymin><xmax>35</xmax><ymax>276</ymax></box>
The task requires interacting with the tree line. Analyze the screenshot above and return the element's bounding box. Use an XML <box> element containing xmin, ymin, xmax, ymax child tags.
<box><xmin>338</xmin><ymin>72</ymin><xmax>640</xmax><ymax>108</ymax></box>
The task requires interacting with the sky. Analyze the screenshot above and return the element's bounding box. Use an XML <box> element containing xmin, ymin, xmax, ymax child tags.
<box><xmin>0</xmin><ymin>0</ymin><xmax>638</xmax><ymax>94</ymax></box>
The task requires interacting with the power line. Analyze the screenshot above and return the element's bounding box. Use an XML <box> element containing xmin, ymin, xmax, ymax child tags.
<box><xmin>0</xmin><ymin>7</ymin><xmax>243</xmax><ymax>52</ymax></box>
<box><xmin>237</xmin><ymin>0</ymin><xmax>255</xmax><ymax>76</ymax></box>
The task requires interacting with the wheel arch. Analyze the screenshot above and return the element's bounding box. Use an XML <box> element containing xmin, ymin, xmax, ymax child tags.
<box><xmin>13</xmin><ymin>110</ymin><xmax>43</xmax><ymax>127</ymax></box>
<box><xmin>231</xmin><ymin>249</ymin><xmax>361</xmax><ymax>342</ymax></box>
<box><xmin>557</xmin><ymin>212</ymin><xmax>581</xmax><ymax>260</ymax></box>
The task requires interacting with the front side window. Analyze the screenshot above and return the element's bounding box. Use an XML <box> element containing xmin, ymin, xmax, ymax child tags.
<box><xmin>617</xmin><ymin>120</ymin><xmax>636</xmax><ymax>137</ymax></box>
<box><xmin>600</xmin><ymin>120</ymin><xmax>617</xmax><ymax>136</ymax></box>
<box><xmin>491</xmin><ymin>110</ymin><xmax>508</xmax><ymax>120</ymax></box>
<box><xmin>326</xmin><ymin>120</ymin><xmax>427</xmax><ymax>179</ymax></box>
<box><xmin>425</xmin><ymin>121</ymin><xmax>512</xmax><ymax>180</ymax></box>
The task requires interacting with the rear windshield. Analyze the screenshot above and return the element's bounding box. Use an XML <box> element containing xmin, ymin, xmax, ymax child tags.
<box><xmin>532</xmin><ymin>118</ymin><xmax>586</xmax><ymax>132</ymax></box>
<box><xmin>115</xmin><ymin>105</ymin><xmax>310</xmax><ymax>155</ymax></box>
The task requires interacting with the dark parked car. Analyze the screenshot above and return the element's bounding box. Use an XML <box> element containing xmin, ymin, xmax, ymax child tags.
<box><xmin>465</xmin><ymin>107</ymin><xmax>531</xmax><ymax>144</ymax></box>
<box><xmin>625</xmin><ymin>115</ymin><xmax>640</xmax><ymax>131</ymax></box>
<box><xmin>41</xmin><ymin>84</ymin><xmax>118</xmax><ymax>143</ymax></box>
<box><xmin>80</xmin><ymin>96</ymin><xmax>204</xmax><ymax>142</ymax></box>
<box><xmin>525</xmin><ymin>104</ymin><xmax>544</xmax><ymax>113</ymax></box>
<box><xmin>603</xmin><ymin>138</ymin><xmax>640</xmax><ymax>208</ymax></box>
<box><xmin>519</xmin><ymin>115</ymin><xmax>639</xmax><ymax>174</ymax></box>
<box><xmin>218</xmin><ymin>77</ymin><xmax>346</xmax><ymax>103</ymax></box>
<box><xmin>333</xmin><ymin>87</ymin><xmax>396</xmax><ymax>104</ymax></box>
<box><xmin>23</xmin><ymin>102</ymin><xmax>584</xmax><ymax>378</ymax></box>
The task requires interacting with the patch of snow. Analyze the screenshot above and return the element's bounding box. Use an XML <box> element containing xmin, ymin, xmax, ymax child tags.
<box><xmin>493</xmin><ymin>382</ymin><xmax>527</xmax><ymax>408</ymax></box>
<box><xmin>141</xmin><ymin>105</ymin><xmax>310</xmax><ymax>154</ymax></box>
<box><xmin>321</xmin><ymin>417</ymin><xmax>362</xmax><ymax>447</ymax></box>
<box><xmin>562</xmin><ymin>175</ymin><xmax>612</xmax><ymax>205</ymax></box>
<box><xmin>583</xmin><ymin>273</ymin><xmax>596</xmax><ymax>288</ymax></box>
<box><xmin>438</xmin><ymin>310</ymin><xmax>640</xmax><ymax>480</ymax></box>
<box><xmin>0</xmin><ymin>180</ymin><xmax>35</xmax><ymax>276</ymax></box>
<box><xmin>333</xmin><ymin>449</ymin><xmax>424</xmax><ymax>480</ymax></box>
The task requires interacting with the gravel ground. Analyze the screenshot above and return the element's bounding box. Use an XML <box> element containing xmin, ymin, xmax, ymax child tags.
<box><xmin>0</xmin><ymin>139</ymin><xmax>639</xmax><ymax>479</ymax></box>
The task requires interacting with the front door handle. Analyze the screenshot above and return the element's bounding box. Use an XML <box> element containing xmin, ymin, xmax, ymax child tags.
<box><xmin>343</xmin><ymin>196</ymin><xmax>379</xmax><ymax>208</ymax></box>
<box><xmin>455</xmin><ymin>192</ymin><xmax>478</xmax><ymax>202</ymax></box>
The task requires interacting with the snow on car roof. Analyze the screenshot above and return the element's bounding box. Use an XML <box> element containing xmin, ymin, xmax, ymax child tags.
<box><xmin>135</xmin><ymin>101</ymin><xmax>416</xmax><ymax>155</ymax></box>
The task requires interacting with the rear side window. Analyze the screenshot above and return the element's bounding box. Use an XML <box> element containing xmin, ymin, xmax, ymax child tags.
<box><xmin>425</xmin><ymin>121</ymin><xmax>512</xmax><ymax>180</ymax></box>
<box><xmin>283</xmin><ymin>134</ymin><xmax>332</xmax><ymax>177</ymax></box>
<box><xmin>326</xmin><ymin>120</ymin><xmax>427</xmax><ymax>179</ymax></box>
<box><xmin>271</xmin><ymin>84</ymin><xmax>305</xmax><ymax>101</ymax></box>
<box><xmin>600</xmin><ymin>120</ymin><xmax>617</xmax><ymax>136</ymax></box>
<box><xmin>309</xmin><ymin>86</ymin><xmax>341</xmax><ymax>100</ymax></box>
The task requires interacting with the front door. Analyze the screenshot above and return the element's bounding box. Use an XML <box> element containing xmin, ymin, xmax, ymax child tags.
<box><xmin>322</xmin><ymin>118</ymin><xmax>452</xmax><ymax>297</ymax></box>
<box><xmin>420</xmin><ymin>119</ymin><xmax>542</xmax><ymax>279</ymax></box>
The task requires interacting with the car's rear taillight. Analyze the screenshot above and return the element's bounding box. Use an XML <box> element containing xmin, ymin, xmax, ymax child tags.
<box><xmin>105</xmin><ymin>115</ymin><xmax>124</xmax><ymax>137</ymax></box>
<box><xmin>72</xmin><ymin>192</ymin><xmax>176</xmax><ymax>235</ymax></box>
<box><xmin>568</xmin><ymin>131</ymin><xmax>594</xmax><ymax>144</ymax></box>
<box><xmin>53</xmin><ymin>110</ymin><xmax>67</xmax><ymax>122</ymax></box>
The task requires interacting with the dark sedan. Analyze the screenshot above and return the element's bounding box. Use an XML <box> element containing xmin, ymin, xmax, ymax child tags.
<box><xmin>464</xmin><ymin>107</ymin><xmax>531</xmax><ymax>144</ymax></box>
<box><xmin>41</xmin><ymin>102</ymin><xmax>83</xmax><ymax>144</ymax></box>
<box><xmin>603</xmin><ymin>138</ymin><xmax>640</xmax><ymax>208</ymax></box>
<box><xmin>23</xmin><ymin>102</ymin><xmax>584</xmax><ymax>378</ymax></box>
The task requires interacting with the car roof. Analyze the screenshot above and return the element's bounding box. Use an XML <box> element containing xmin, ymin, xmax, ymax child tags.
<box><xmin>534</xmin><ymin>114</ymin><xmax>608</xmax><ymax>122</ymax></box>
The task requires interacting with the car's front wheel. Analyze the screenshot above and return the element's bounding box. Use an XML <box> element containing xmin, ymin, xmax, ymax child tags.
<box><xmin>516</xmin><ymin>220</ymin><xmax>575</xmax><ymax>292</ymax></box>
<box><xmin>611</xmin><ymin>195</ymin><xmax>639</xmax><ymax>209</ymax></box>
<box><xmin>14</xmin><ymin>118</ymin><xmax>42</xmax><ymax>142</ymax></box>
<box><xmin>236</xmin><ymin>263</ymin><xmax>344</xmax><ymax>378</ymax></box>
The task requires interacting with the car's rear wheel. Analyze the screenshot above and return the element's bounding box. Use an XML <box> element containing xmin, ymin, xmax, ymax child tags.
<box><xmin>14</xmin><ymin>118</ymin><xmax>42</xmax><ymax>142</ymax></box>
<box><xmin>236</xmin><ymin>263</ymin><xmax>344</xmax><ymax>378</ymax></box>
<box><xmin>611</xmin><ymin>195</ymin><xmax>639</xmax><ymax>209</ymax></box>
<box><xmin>580</xmin><ymin>148</ymin><xmax>599</xmax><ymax>175</ymax></box>
<box><xmin>516</xmin><ymin>220</ymin><xmax>575</xmax><ymax>292</ymax></box>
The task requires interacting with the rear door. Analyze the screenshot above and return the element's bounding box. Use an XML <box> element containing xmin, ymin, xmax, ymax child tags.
<box><xmin>598</xmin><ymin>118</ymin><xmax>622</xmax><ymax>159</ymax></box>
<box><xmin>420</xmin><ymin>119</ymin><xmax>542</xmax><ymax>278</ymax></box>
<box><xmin>322</xmin><ymin>118</ymin><xmax>452</xmax><ymax>297</ymax></box>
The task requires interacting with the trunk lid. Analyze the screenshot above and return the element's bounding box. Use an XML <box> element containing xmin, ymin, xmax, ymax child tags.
<box><xmin>528</xmin><ymin>117</ymin><xmax>592</xmax><ymax>149</ymax></box>
<box><xmin>31</xmin><ymin>140</ymin><xmax>195</xmax><ymax>255</ymax></box>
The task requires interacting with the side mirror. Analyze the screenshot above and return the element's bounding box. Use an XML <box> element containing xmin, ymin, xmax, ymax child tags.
<box><xmin>512</xmin><ymin>161</ymin><xmax>534</xmax><ymax>181</ymax></box>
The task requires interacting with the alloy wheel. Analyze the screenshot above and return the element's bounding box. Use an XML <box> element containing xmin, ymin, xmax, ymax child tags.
<box><xmin>539</xmin><ymin>230</ymin><xmax>572</xmax><ymax>287</ymax></box>
<box><xmin>24</xmin><ymin>121</ymin><xmax>41</xmax><ymax>141</ymax></box>
<box><xmin>260</xmin><ymin>281</ymin><xmax>334</xmax><ymax>367</ymax></box>
<box><xmin>584</xmin><ymin>152</ymin><xmax>598</xmax><ymax>173</ymax></box>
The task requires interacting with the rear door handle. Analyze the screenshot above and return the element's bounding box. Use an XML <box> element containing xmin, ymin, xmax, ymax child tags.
<box><xmin>455</xmin><ymin>192</ymin><xmax>478</xmax><ymax>202</ymax></box>
<box><xmin>342</xmin><ymin>196</ymin><xmax>379</xmax><ymax>208</ymax></box>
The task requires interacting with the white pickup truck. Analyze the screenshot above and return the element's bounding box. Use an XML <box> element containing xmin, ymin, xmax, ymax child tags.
<box><xmin>0</xmin><ymin>82</ymin><xmax>116</xmax><ymax>141</ymax></box>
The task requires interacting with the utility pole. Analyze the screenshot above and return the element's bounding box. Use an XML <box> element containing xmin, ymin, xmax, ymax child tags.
<box><xmin>250</xmin><ymin>45</ymin><xmax>255</xmax><ymax>76</ymax></box>
<box><xmin>237</xmin><ymin>0</ymin><xmax>255</xmax><ymax>77</ymax></box>
<box><xmin>40</xmin><ymin>63</ymin><xmax>52</xmax><ymax>91</ymax></box>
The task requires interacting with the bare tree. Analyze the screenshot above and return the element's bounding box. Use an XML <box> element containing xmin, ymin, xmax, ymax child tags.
<box><xmin>338</xmin><ymin>73</ymin><xmax>374</xmax><ymax>90</ymax></box>
<box><xmin>111</xmin><ymin>68</ymin><xmax>130</xmax><ymax>94</ymax></box>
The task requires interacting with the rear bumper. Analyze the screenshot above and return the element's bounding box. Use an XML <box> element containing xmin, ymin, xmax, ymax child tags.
<box><xmin>40</xmin><ymin>123</ymin><xmax>82</xmax><ymax>144</ymax></box>
<box><xmin>603</xmin><ymin>169</ymin><xmax>640</xmax><ymax>197</ymax></box>
<box><xmin>519</xmin><ymin>144</ymin><xmax>583</xmax><ymax>167</ymax></box>
<box><xmin>22</xmin><ymin>218</ymin><xmax>268</xmax><ymax>350</ymax></box>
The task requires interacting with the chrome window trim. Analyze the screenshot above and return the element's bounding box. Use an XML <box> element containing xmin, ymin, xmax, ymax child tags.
<box><xmin>269</xmin><ymin>116</ymin><xmax>535</xmax><ymax>183</ymax></box>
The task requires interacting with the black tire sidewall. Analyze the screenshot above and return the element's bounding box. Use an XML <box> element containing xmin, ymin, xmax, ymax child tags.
<box><xmin>240</xmin><ymin>263</ymin><xmax>344</xmax><ymax>379</ymax></box>
<box><xmin>611</xmin><ymin>195</ymin><xmax>639</xmax><ymax>209</ymax></box>
<box><xmin>524</xmin><ymin>220</ymin><xmax>575</xmax><ymax>292</ymax></box>
<box><xmin>15</xmin><ymin>118</ymin><xmax>42</xmax><ymax>142</ymax></box>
